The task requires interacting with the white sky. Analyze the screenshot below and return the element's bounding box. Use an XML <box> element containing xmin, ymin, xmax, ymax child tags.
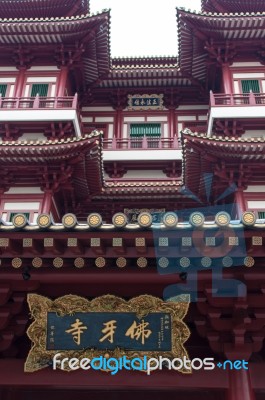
<box><xmin>90</xmin><ymin>0</ymin><xmax>201</xmax><ymax>58</ymax></box>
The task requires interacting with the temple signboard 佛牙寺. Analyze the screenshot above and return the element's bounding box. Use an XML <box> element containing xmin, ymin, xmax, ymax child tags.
<box><xmin>47</xmin><ymin>312</ymin><xmax>171</xmax><ymax>351</ymax></box>
<box><xmin>25</xmin><ymin>294</ymin><xmax>190</xmax><ymax>373</ymax></box>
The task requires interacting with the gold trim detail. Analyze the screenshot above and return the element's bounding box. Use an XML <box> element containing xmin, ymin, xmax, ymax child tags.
<box><xmin>138</xmin><ymin>212</ymin><xmax>152</xmax><ymax>228</ymax></box>
<box><xmin>87</xmin><ymin>213</ymin><xmax>102</xmax><ymax>228</ymax></box>
<box><xmin>158</xmin><ymin>257</ymin><xmax>169</xmax><ymax>268</ymax></box>
<box><xmin>37</xmin><ymin>214</ymin><xmax>51</xmax><ymax>228</ymax></box>
<box><xmin>32</xmin><ymin>257</ymin><xmax>42</xmax><ymax>268</ymax></box>
<box><xmin>25</xmin><ymin>294</ymin><xmax>190</xmax><ymax>373</ymax></box>
<box><xmin>12</xmin><ymin>258</ymin><xmax>22</xmax><ymax>268</ymax></box>
<box><xmin>242</xmin><ymin>211</ymin><xmax>256</xmax><ymax>226</ymax></box>
<box><xmin>244</xmin><ymin>256</ymin><xmax>255</xmax><ymax>268</ymax></box>
<box><xmin>189</xmin><ymin>212</ymin><xmax>204</xmax><ymax>227</ymax></box>
<box><xmin>215</xmin><ymin>212</ymin><xmax>231</xmax><ymax>227</ymax></box>
<box><xmin>180</xmin><ymin>257</ymin><xmax>190</xmax><ymax>268</ymax></box>
<box><xmin>163</xmin><ymin>212</ymin><xmax>178</xmax><ymax>228</ymax></box>
<box><xmin>201</xmin><ymin>257</ymin><xmax>212</xmax><ymax>268</ymax></box>
<box><xmin>53</xmin><ymin>258</ymin><xmax>63</xmax><ymax>268</ymax></box>
<box><xmin>112</xmin><ymin>213</ymin><xmax>127</xmax><ymax>228</ymax></box>
<box><xmin>74</xmin><ymin>258</ymin><xmax>85</xmax><ymax>268</ymax></box>
<box><xmin>127</xmin><ymin>94</ymin><xmax>164</xmax><ymax>111</ymax></box>
<box><xmin>62</xmin><ymin>214</ymin><xmax>77</xmax><ymax>228</ymax></box>
<box><xmin>95</xmin><ymin>257</ymin><xmax>106</xmax><ymax>268</ymax></box>
<box><xmin>13</xmin><ymin>214</ymin><xmax>27</xmax><ymax>228</ymax></box>
<box><xmin>116</xmin><ymin>257</ymin><xmax>127</xmax><ymax>268</ymax></box>
<box><xmin>137</xmin><ymin>257</ymin><xmax>148</xmax><ymax>268</ymax></box>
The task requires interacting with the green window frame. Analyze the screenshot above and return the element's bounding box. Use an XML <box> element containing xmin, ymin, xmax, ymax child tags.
<box><xmin>9</xmin><ymin>212</ymin><xmax>30</xmax><ymax>222</ymax></box>
<box><xmin>130</xmin><ymin>123</ymin><xmax>161</xmax><ymax>138</ymax></box>
<box><xmin>0</xmin><ymin>84</ymin><xmax>7</xmax><ymax>97</ymax></box>
<box><xmin>258</xmin><ymin>211</ymin><xmax>265</xmax><ymax>219</ymax></box>
<box><xmin>30</xmin><ymin>83</ymin><xmax>49</xmax><ymax>97</ymax></box>
<box><xmin>241</xmin><ymin>80</ymin><xmax>260</xmax><ymax>94</ymax></box>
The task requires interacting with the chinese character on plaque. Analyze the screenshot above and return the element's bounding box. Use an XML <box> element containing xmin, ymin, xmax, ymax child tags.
<box><xmin>128</xmin><ymin>94</ymin><xmax>163</xmax><ymax>110</ymax></box>
<box><xmin>25</xmin><ymin>293</ymin><xmax>190</xmax><ymax>374</ymax></box>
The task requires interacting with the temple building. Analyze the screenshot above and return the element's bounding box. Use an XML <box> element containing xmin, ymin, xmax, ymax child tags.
<box><xmin>0</xmin><ymin>0</ymin><xmax>265</xmax><ymax>399</ymax></box>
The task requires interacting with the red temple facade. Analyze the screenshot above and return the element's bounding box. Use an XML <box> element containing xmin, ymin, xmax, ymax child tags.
<box><xmin>0</xmin><ymin>0</ymin><xmax>265</xmax><ymax>399</ymax></box>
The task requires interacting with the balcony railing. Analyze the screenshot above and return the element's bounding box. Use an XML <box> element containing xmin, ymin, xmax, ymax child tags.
<box><xmin>103</xmin><ymin>136</ymin><xmax>179</xmax><ymax>150</ymax></box>
<box><xmin>0</xmin><ymin>94</ymin><xmax>78</xmax><ymax>110</ymax></box>
<box><xmin>210</xmin><ymin>91</ymin><xmax>265</xmax><ymax>107</ymax></box>
<box><xmin>0</xmin><ymin>93</ymin><xmax>82</xmax><ymax>138</ymax></box>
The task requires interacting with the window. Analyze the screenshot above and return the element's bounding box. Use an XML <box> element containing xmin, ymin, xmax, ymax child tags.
<box><xmin>240</xmin><ymin>80</ymin><xmax>262</xmax><ymax>104</ymax></box>
<box><xmin>130</xmin><ymin>123</ymin><xmax>161</xmax><ymax>137</ymax></box>
<box><xmin>241</xmin><ymin>80</ymin><xmax>260</xmax><ymax>93</ymax></box>
<box><xmin>31</xmin><ymin>84</ymin><xmax>49</xmax><ymax>97</ymax></box>
<box><xmin>0</xmin><ymin>84</ymin><xmax>7</xmax><ymax>97</ymax></box>
<box><xmin>130</xmin><ymin>123</ymin><xmax>161</xmax><ymax>148</ymax></box>
<box><xmin>258</xmin><ymin>211</ymin><xmax>265</xmax><ymax>219</ymax></box>
<box><xmin>9</xmin><ymin>212</ymin><xmax>30</xmax><ymax>222</ymax></box>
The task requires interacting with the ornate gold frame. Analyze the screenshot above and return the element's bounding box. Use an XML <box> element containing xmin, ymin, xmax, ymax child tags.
<box><xmin>127</xmin><ymin>94</ymin><xmax>164</xmax><ymax>110</ymax></box>
<box><xmin>25</xmin><ymin>294</ymin><xmax>190</xmax><ymax>373</ymax></box>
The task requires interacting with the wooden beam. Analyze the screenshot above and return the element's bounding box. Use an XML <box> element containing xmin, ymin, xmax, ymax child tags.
<box><xmin>0</xmin><ymin>360</ymin><xmax>229</xmax><ymax>389</ymax></box>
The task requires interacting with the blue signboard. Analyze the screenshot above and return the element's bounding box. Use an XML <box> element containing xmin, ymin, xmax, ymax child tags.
<box><xmin>132</xmin><ymin>97</ymin><xmax>160</xmax><ymax>107</ymax></box>
<box><xmin>47</xmin><ymin>312</ymin><xmax>171</xmax><ymax>351</ymax></box>
<box><xmin>128</xmin><ymin>94</ymin><xmax>163</xmax><ymax>110</ymax></box>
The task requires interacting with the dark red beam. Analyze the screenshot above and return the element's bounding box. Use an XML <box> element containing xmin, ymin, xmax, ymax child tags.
<box><xmin>0</xmin><ymin>360</ymin><xmax>228</xmax><ymax>389</ymax></box>
<box><xmin>0</xmin><ymin>360</ymin><xmax>264</xmax><ymax>390</ymax></box>
<box><xmin>0</xmin><ymin>271</ymin><xmax>183</xmax><ymax>285</ymax></box>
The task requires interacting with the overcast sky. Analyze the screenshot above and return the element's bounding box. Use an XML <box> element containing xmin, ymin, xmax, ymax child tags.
<box><xmin>90</xmin><ymin>0</ymin><xmax>201</xmax><ymax>57</ymax></box>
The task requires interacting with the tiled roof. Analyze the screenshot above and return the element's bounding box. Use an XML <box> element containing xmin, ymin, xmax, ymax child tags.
<box><xmin>201</xmin><ymin>0</ymin><xmax>265</xmax><ymax>14</ymax></box>
<box><xmin>0</xmin><ymin>132</ymin><xmax>101</xmax><ymax>155</ymax></box>
<box><xmin>177</xmin><ymin>8</ymin><xmax>265</xmax><ymax>84</ymax></box>
<box><xmin>0</xmin><ymin>11</ymin><xmax>111</xmax><ymax>85</ymax></box>
<box><xmin>0</xmin><ymin>132</ymin><xmax>104</xmax><ymax>198</ymax></box>
<box><xmin>112</xmin><ymin>57</ymin><xmax>179</xmax><ymax>69</ymax></box>
<box><xmin>181</xmin><ymin>129</ymin><xmax>265</xmax><ymax>199</ymax></box>
<box><xmin>182</xmin><ymin>129</ymin><xmax>265</xmax><ymax>144</ymax></box>
<box><xmin>0</xmin><ymin>133</ymin><xmax>183</xmax><ymax>197</ymax></box>
<box><xmin>94</xmin><ymin>56</ymin><xmax>199</xmax><ymax>89</ymax></box>
<box><xmin>0</xmin><ymin>0</ymin><xmax>90</xmax><ymax>19</ymax></box>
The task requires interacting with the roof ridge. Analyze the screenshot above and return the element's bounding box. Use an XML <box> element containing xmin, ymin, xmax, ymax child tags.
<box><xmin>177</xmin><ymin>7</ymin><xmax>265</xmax><ymax>17</ymax></box>
<box><xmin>182</xmin><ymin>128</ymin><xmax>265</xmax><ymax>143</ymax></box>
<box><xmin>0</xmin><ymin>131</ymin><xmax>102</xmax><ymax>147</ymax></box>
<box><xmin>0</xmin><ymin>9</ymin><xmax>109</xmax><ymax>23</ymax></box>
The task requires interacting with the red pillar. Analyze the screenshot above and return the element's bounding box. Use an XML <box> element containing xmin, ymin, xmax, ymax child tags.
<box><xmin>227</xmin><ymin>369</ymin><xmax>256</xmax><ymax>400</ymax></box>
<box><xmin>114</xmin><ymin>108</ymin><xmax>123</xmax><ymax>140</ymax></box>
<box><xmin>41</xmin><ymin>191</ymin><xmax>52</xmax><ymax>213</ymax></box>
<box><xmin>235</xmin><ymin>190</ymin><xmax>246</xmax><ymax>218</ymax></box>
<box><xmin>15</xmin><ymin>67</ymin><xmax>26</xmax><ymax>97</ymax></box>
<box><xmin>56</xmin><ymin>66</ymin><xmax>68</xmax><ymax>97</ymax></box>
<box><xmin>222</xmin><ymin>64</ymin><xmax>233</xmax><ymax>94</ymax></box>
<box><xmin>168</xmin><ymin>107</ymin><xmax>177</xmax><ymax>137</ymax></box>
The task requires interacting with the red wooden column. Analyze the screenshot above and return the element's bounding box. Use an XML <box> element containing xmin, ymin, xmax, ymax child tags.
<box><xmin>168</xmin><ymin>106</ymin><xmax>177</xmax><ymax>139</ymax></box>
<box><xmin>164</xmin><ymin>91</ymin><xmax>178</xmax><ymax>147</ymax></box>
<box><xmin>57</xmin><ymin>66</ymin><xmax>68</xmax><ymax>97</ymax></box>
<box><xmin>222</xmin><ymin>63</ymin><xmax>233</xmax><ymax>94</ymax></box>
<box><xmin>235</xmin><ymin>189</ymin><xmax>246</xmax><ymax>218</ymax></box>
<box><xmin>41</xmin><ymin>190</ymin><xmax>53</xmax><ymax>213</ymax></box>
<box><xmin>14</xmin><ymin>67</ymin><xmax>26</xmax><ymax>97</ymax></box>
<box><xmin>114</xmin><ymin>107</ymin><xmax>123</xmax><ymax>140</ymax></box>
<box><xmin>227</xmin><ymin>369</ymin><xmax>256</xmax><ymax>400</ymax></box>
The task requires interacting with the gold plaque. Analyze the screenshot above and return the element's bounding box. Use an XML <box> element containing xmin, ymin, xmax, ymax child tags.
<box><xmin>25</xmin><ymin>294</ymin><xmax>190</xmax><ymax>374</ymax></box>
